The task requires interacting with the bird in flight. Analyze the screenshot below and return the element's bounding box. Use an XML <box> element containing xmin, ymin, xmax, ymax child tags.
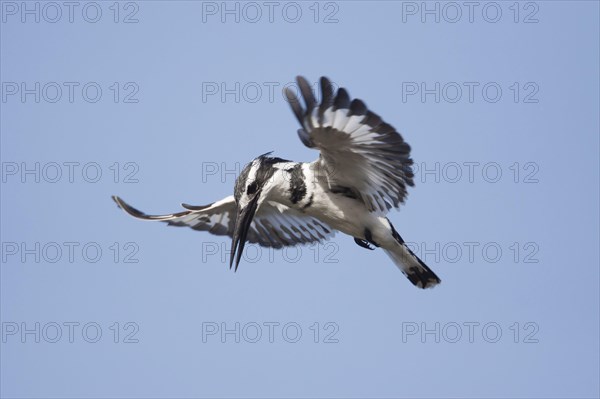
<box><xmin>112</xmin><ymin>76</ymin><xmax>441</xmax><ymax>288</ymax></box>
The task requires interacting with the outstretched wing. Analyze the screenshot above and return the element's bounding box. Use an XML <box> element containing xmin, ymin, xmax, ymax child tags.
<box><xmin>285</xmin><ymin>76</ymin><xmax>415</xmax><ymax>213</ymax></box>
<box><xmin>112</xmin><ymin>195</ymin><xmax>334</xmax><ymax>248</ymax></box>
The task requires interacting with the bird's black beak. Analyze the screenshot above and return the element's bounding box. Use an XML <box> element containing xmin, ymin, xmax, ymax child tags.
<box><xmin>230</xmin><ymin>194</ymin><xmax>260</xmax><ymax>271</ymax></box>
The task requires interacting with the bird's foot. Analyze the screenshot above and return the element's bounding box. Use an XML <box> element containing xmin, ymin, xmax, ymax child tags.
<box><xmin>354</xmin><ymin>238</ymin><xmax>376</xmax><ymax>250</ymax></box>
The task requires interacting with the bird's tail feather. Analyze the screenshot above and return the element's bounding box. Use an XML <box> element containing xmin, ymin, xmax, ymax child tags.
<box><xmin>384</xmin><ymin>243</ymin><xmax>441</xmax><ymax>289</ymax></box>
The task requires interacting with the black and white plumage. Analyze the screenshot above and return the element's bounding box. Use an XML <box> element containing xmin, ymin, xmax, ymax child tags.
<box><xmin>111</xmin><ymin>194</ymin><xmax>332</xmax><ymax>249</ymax></box>
<box><xmin>286</xmin><ymin>77</ymin><xmax>415</xmax><ymax>213</ymax></box>
<box><xmin>113</xmin><ymin>76</ymin><xmax>441</xmax><ymax>289</ymax></box>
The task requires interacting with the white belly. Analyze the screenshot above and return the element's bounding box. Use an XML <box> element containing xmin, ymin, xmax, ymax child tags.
<box><xmin>303</xmin><ymin>187</ymin><xmax>385</xmax><ymax>240</ymax></box>
<box><xmin>269</xmin><ymin>162</ymin><xmax>394</xmax><ymax>245</ymax></box>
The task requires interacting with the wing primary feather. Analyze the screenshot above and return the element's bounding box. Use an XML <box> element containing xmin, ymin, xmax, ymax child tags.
<box><xmin>297</xmin><ymin>128</ymin><xmax>314</xmax><ymax>148</ymax></box>
<box><xmin>333</xmin><ymin>88</ymin><xmax>350</xmax><ymax>111</ymax></box>
<box><xmin>348</xmin><ymin>98</ymin><xmax>368</xmax><ymax>116</ymax></box>
<box><xmin>374</xmin><ymin>122</ymin><xmax>395</xmax><ymax>135</ymax></box>
<box><xmin>181</xmin><ymin>203</ymin><xmax>212</xmax><ymax>211</ymax></box>
<box><xmin>296</xmin><ymin>76</ymin><xmax>316</xmax><ymax>112</ymax></box>
<box><xmin>319</xmin><ymin>76</ymin><xmax>334</xmax><ymax>124</ymax></box>
<box><xmin>362</xmin><ymin>110</ymin><xmax>382</xmax><ymax>128</ymax></box>
<box><xmin>112</xmin><ymin>196</ymin><xmax>190</xmax><ymax>221</ymax></box>
<box><xmin>285</xmin><ymin>87</ymin><xmax>305</xmax><ymax>127</ymax></box>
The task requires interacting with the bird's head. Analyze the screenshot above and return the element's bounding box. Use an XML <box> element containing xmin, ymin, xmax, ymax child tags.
<box><xmin>230</xmin><ymin>152</ymin><xmax>287</xmax><ymax>271</ymax></box>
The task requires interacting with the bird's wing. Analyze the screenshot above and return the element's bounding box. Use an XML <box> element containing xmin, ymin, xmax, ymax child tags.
<box><xmin>285</xmin><ymin>76</ymin><xmax>415</xmax><ymax>213</ymax></box>
<box><xmin>112</xmin><ymin>195</ymin><xmax>333</xmax><ymax>248</ymax></box>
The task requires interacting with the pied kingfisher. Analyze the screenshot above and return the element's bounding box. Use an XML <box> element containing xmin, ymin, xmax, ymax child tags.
<box><xmin>112</xmin><ymin>76</ymin><xmax>441</xmax><ymax>289</ymax></box>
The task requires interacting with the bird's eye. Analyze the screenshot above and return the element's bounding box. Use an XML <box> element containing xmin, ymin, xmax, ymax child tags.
<box><xmin>246</xmin><ymin>182</ymin><xmax>257</xmax><ymax>195</ymax></box>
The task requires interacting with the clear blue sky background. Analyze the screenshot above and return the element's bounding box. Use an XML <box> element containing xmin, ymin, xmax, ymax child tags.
<box><xmin>1</xmin><ymin>1</ymin><xmax>599</xmax><ymax>398</ymax></box>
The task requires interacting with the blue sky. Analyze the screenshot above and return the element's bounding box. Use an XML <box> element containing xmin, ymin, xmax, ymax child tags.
<box><xmin>1</xmin><ymin>1</ymin><xmax>599</xmax><ymax>398</ymax></box>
